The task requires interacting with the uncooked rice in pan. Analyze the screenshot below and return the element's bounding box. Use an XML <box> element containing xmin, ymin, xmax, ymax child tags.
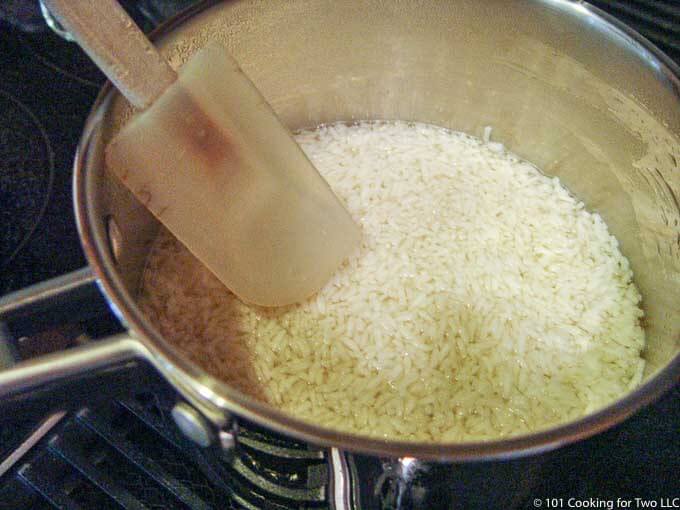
<box><xmin>139</xmin><ymin>121</ymin><xmax>645</xmax><ymax>442</ymax></box>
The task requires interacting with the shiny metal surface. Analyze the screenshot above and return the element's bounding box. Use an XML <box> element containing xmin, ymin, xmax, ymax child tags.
<box><xmin>0</xmin><ymin>335</ymin><xmax>141</xmax><ymax>396</ymax></box>
<box><xmin>39</xmin><ymin>0</ymin><xmax>75</xmax><ymax>41</ymax></box>
<box><xmin>0</xmin><ymin>267</ymin><xmax>96</xmax><ymax>321</ymax></box>
<box><xmin>171</xmin><ymin>401</ymin><xmax>215</xmax><ymax>448</ymax></box>
<box><xmin>1</xmin><ymin>0</ymin><xmax>677</xmax><ymax>461</ymax></box>
<box><xmin>329</xmin><ymin>448</ymin><xmax>353</xmax><ymax>510</ymax></box>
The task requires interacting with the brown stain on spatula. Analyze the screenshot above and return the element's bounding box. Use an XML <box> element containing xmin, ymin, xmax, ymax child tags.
<box><xmin>170</xmin><ymin>88</ymin><xmax>234</xmax><ymax>169</ymax></box>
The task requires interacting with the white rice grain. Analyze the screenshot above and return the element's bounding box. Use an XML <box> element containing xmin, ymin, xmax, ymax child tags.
<box><xmin>138</xmin><ymin>121</ymin><xmax>645</xmax><ymax>442</ymax></box>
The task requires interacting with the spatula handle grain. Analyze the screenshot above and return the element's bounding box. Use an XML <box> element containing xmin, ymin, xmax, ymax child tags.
<box><xmin>41</xmin><ymin>0</ymin><xmax>177</xmax><ymax>109</ymax></box>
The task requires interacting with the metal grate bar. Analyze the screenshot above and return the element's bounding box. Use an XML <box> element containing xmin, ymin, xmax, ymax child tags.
<box><xmin>118</xmin><ymin>395</ymin><xmax>330</xmax><ymax>507</ymax></box>
<box><xmin>629</xmin><ymin>0</ymin><xmax>680</xmax><ymax>19</ymax></box>
<box><xmin>236</xmin><ymin>436</ymin><xmax>325</xmax><ymax>460</ymax></box>
<box><xmin>18</xmin><ymin>464</ymin><xmax>85</xmax><ymax>510</ymax></box>
<box><xmin>48</xmin><ymin>436</ymin><xmax>149</xmax><ymax>510</ymax></box>
<box><xmin>110</xmin><ymin>398</ymin><xmax>322</xmax><ymax>510</ymax></box>
<box><xmin>229</xmin><ymin>456</ymin><xmax>326</xmax><ymax>503</ymax></box>
<box><xmin>77</xmin><ymin>409</ymin><xmax>212</xmax><ymax>510</ymax></box>
<box><xmin>237</xmin><ymin>448</ymin><xmax>327</xmax><ymax>491</ymax></box>
<box><xmin>0</xmin><ymin>476</ymin><xmax>54</xmax><ymax>510</ymax></box>
<box><xmin>187</xmin><ymin>451</ymin><xmax>315</xmax><ymax>510</ymax></box>
<box><xmin>594</xmin><ymin>0</ymin><xmax>680</xmax><ymax>31</ymax></box>
<box><xmin>236</xmin><ymin>425</ymin><xmax>312</xmax><ymax>451</ymax></box>
<box><xmin>228</xmin><ymin>492</ymin><xmax>265</xmax><ymax>510</ymax></box>
<box><xmin>629</xmin><ymin>24</ymin><xmax>680</xmax><ymax>53</ymax></box>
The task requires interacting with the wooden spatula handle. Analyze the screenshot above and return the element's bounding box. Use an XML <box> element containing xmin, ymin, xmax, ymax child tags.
<box><xmin>41</xmin><ymin>0</ymin><xmax>177</xmax><ymax>109</ymax></box>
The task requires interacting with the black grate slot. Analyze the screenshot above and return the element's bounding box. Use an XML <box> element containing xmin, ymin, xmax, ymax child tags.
<box><xmin>0</xmin><ymin>476</ymin><xmax>54</xmax><ymax>510</ymax></box>
<box><xmin>117</xmin><ymin>392</ymin><xmax>330</xmax><ymax>507</ymax></box>
<box><xmin>77</xmin><ymin>396</ymin><xmax>330</xmax><ymax>509</ymax></box>
<box><xmin>589</xmin><ymin>0</ymin><xmax>680</xmax><ymax>61</ymax></box>
<box><xmin>77</xmin><ymin>409</ymin><xmax>213</xmax><ymax>510</ymax></box>
<box><xmin>82</xmin><ymin>405</ymin><xmax>231</xmax><ymax>509</ymax></box>
<box><xmin>119</xmin><ymin>395</ymin><xmax>196</xmax><ymax>453</ymax></box>
<box><xmin>0</xmin><ymin>415</ymin><xmax>45</xmax><ymax>462</ymax></box>
<box><xmin>630</xmin><ymin>0</ymin><xmax>680</xmax><ymax>18</ymax></box>
<box><xmin>598</xmin><ymin>0</ymin><xmax>680</xmax><ymax>31</ymax></box>
<box><xmin>49</xmin><ymin>421</ymin><xmax>177</xmax><ymax>509</ymax></box>
<box><xmin>18</xmin><ymin>449</ymin><xmax>116</xmax><ymax>509</ymax></box>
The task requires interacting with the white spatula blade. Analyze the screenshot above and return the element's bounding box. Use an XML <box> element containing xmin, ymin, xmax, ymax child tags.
<box><xmin>107</xmin><ymin>43</ymin><xmax>360</xmax><ymax>306</ymax></box>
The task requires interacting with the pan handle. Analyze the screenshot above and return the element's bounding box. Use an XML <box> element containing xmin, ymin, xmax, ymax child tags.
<box><xmin>0</xmin><ymin>268</ymin><xmax>232</xmax><ymax>445</ymax></box>
<box><xmin>0</xmin><ymin>268</ymin><xmax>152</xmax><ymax>412</ymax></box>
<box><xmin>0</xmin><ymin>267</ymin><xmax>109</xmax><ymax>338</ymax></box>
<box><xmin>0</xmin><ymin>334</ymin><xmax>151</xmax><ymax>410</ymax></box>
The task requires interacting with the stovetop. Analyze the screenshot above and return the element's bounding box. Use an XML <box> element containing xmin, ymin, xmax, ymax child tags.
<box><xmin>0</xmin><ymin>1</ymin><xmax>678</xmax><ymax>509</ymax></box>
<box><xmin>0</xmin><ymin>375</ymin><xmax>331</xmax><ymax>509</ymax></box>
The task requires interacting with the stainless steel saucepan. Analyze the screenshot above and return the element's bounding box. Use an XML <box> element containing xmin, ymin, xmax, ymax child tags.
<box><xmin>0</xmin><ymin>0</ymin><xmax>678</xmax><ymax>468</ymax></box>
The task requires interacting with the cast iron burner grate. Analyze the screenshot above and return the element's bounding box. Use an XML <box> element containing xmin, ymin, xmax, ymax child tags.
<box><xmin>0</xmin><ymin>382</ymin><xmax>330</xmax><ymax>510</ymax></box>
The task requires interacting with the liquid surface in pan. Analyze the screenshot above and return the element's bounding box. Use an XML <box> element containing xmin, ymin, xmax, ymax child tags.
<box><xmin>139</xmin><ymin>121</ymin><xmax>645</xmax><ymax>442</ymax></box>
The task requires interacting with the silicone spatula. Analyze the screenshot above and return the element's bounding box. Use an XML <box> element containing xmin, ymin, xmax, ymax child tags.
<box><xmin>43</xmin><ymin>0</ymin><xmax>361</xmax><ymax>306</ymax></box>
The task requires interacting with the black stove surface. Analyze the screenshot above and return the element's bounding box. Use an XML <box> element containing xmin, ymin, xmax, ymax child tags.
<box><xmin>0</xmin><ymin>23</ymin><xmax>98</xmax><ymax>292</ymax></box>
<box><xmin>0</xmin><ymin>1</ymin><xmax>195</xmax><ymax>294</ymax></box>
<box><xmin>0</xmin><ymin>1</ymin><xmax>678</xmax><ymax>509</ymax></box>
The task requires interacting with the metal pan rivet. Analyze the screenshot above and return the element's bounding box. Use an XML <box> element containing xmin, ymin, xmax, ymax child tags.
<box><xmin>105</xmin><ymin>215</ymin><xmax>123</xmax><ymax>264</ymax></box>
<box><xmin>171</xmin><ymin>402</ymin><xmax>214</xmax><ymax>448</ymax></box>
